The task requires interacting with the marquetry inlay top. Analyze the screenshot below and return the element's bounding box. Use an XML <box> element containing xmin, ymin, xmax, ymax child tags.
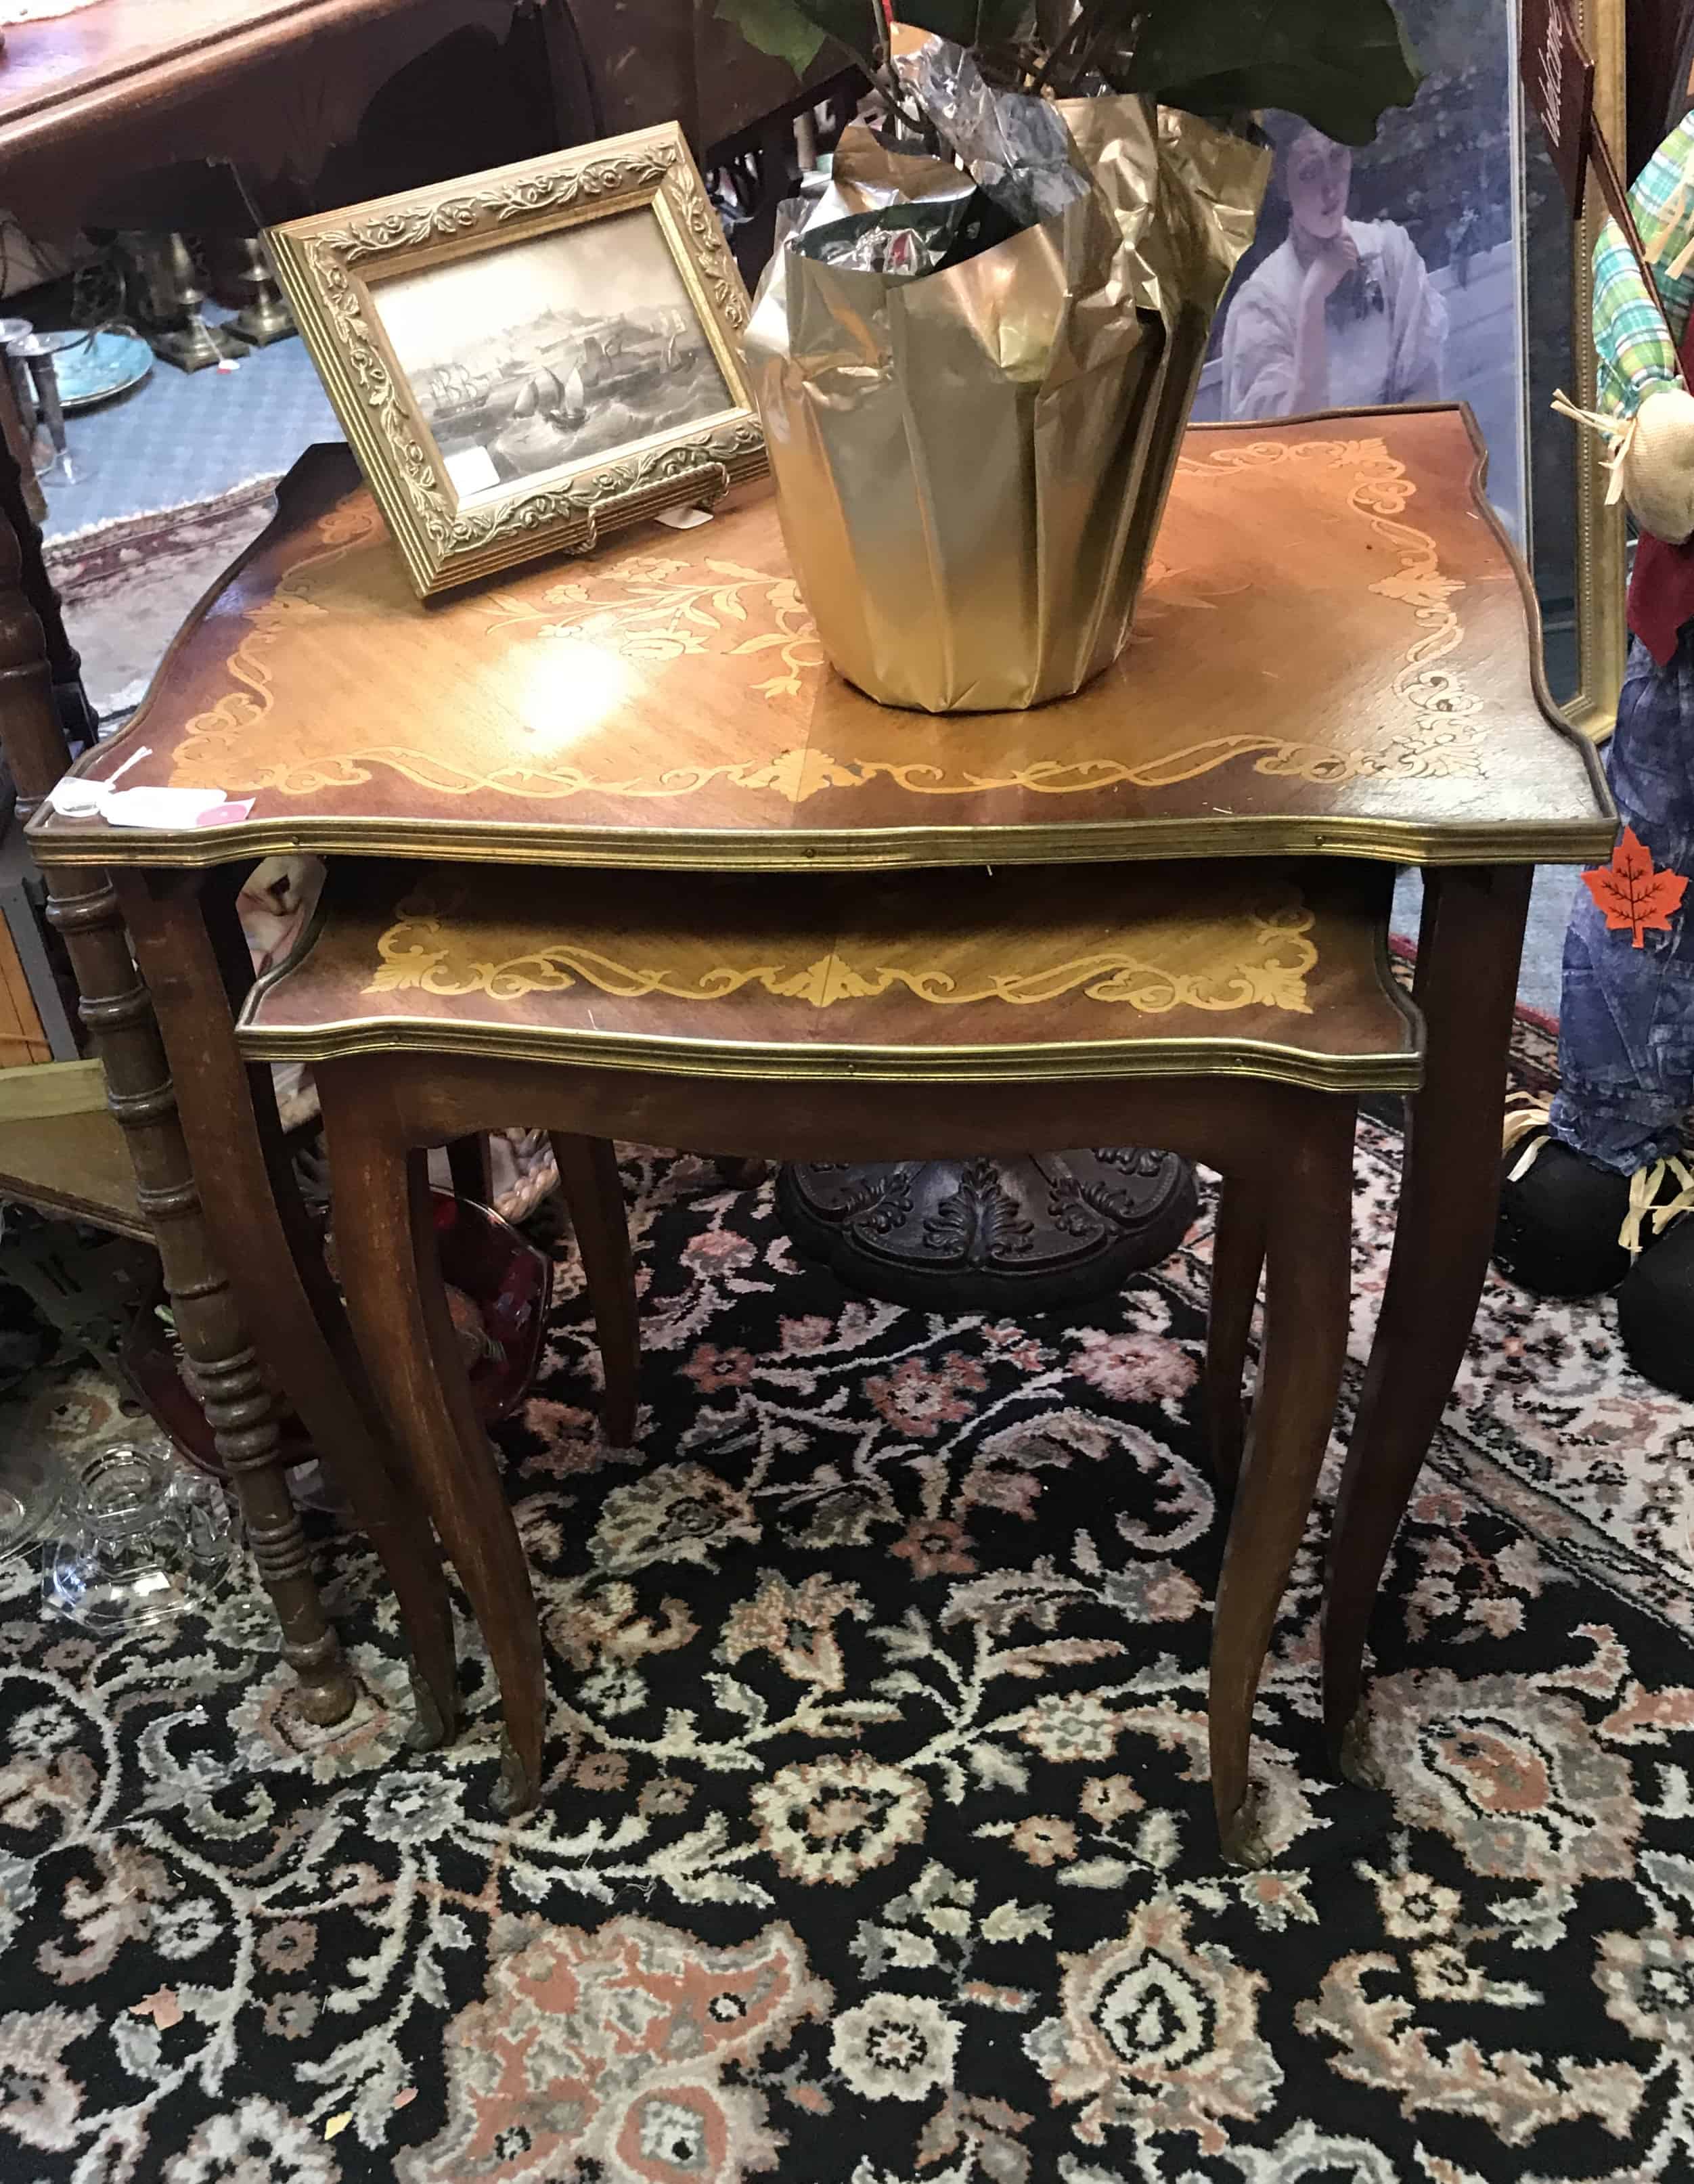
<box><xmin>32</xmin><ymin>405</ymin><xmax>1613</xmax><ymax>874</ymax></box>
<box><xmin>240</xmin><ymin>860</ymin><xmax>1422</xmax><ymax>1092</ymax></box>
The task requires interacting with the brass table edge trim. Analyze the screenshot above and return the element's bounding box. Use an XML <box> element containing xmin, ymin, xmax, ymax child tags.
<box><xmin>233</xmin><ymin>1017</ymin><xmax>1425</xmax><ymax>1093</ymax></box>
<box><xmin>30</xmin><ymin>814</ymin><xmax>1621</xmax><ymax>874</ymax></box>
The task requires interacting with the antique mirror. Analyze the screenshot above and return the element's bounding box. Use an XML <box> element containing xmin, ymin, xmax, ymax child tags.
<box><xmin>1195</xmin><ymin>0</ymin><xmax>1629</xmax><ymax>739</ymax></box>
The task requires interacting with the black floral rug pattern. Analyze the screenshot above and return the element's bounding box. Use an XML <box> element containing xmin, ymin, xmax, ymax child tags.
<box><xmin>4</xmin><ymin>1007</ymin><xmax>1694</xmax><ymax>2184</ymax></box>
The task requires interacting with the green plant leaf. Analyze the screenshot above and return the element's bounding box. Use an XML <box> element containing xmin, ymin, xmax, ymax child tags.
<box><xmin>717</xmin><ymin>0</ymin><xmax>883</xmax><ymax>69</ymax></box>
<box><xmin>790</xmin><ymin>0</ymin><xmax>889</xmax><ymax>61</ymax></box>
<box><xmin>1119</xmin><ymin>0</ymin><xmax>1422</xmax><ymax>144</ymax></box>
<box><xmin>715</xmin><ymin>0</ymin><xmax>1029</xmax><ymax>77</ymax></box>
<box><xmin>899</xmin><ymin>0</ymin><xmax>1032</xmax><ymax>43</ymax></box>
<box><xmin>715</xmin><ymin>0</ymin><xmax>830</xmax><ymax>72</ymax></box>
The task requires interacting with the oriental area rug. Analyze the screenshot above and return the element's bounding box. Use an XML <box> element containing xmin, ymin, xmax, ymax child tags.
<box><xmin>45</xmin><ymin>481</ymin><xmax>280</xmax><ymax>723</ymax></box>
<box><xmin>3</xmin><ymin>1006</ymin><xmax>1694</xmax><ymax>2184</ymax></box>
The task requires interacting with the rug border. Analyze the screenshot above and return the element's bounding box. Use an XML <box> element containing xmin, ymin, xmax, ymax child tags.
<box><xmin>41</xmin><ymin>473</ymin><xmax>284</xmax><ymax>569</ymax></box>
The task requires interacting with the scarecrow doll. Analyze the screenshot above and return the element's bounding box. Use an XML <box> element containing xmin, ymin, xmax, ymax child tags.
<box><xmin>1495</xmin><ymin>112</ymin><xmax>1694</xmax><ymax>1396</ymax></box>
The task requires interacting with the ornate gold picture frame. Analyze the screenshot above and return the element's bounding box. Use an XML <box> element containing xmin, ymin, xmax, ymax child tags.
<box><xmin>265</xmin><ymin>125</ymin><xmax>765</xmax><ymax>598</ymax></box>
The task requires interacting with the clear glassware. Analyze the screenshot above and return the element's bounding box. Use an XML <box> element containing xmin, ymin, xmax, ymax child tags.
<box><xmin>7</xmin><ymin>330</ymin><xmax>76</xmax><ymax>485</ymax></box>
<box><xmin>43</xmin><ymin>1442</ymin><xmax>236</xmax><ymax>1633</ymax></box>
<box><xmin>166</xmin><ymin>1464</ymin><xmax>238</xmax><ymax>1569</ymax></box>
<box><xmin>0</xmin><ymin>1446</ymin><xmax>64</xmax><ymax>1565</ymax></box>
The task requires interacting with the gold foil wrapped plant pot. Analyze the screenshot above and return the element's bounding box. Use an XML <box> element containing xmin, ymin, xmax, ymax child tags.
<box><xmin>745</xmin><ymin>99</ymin><xmax>1268</xmax><ymax>714</ymax></box>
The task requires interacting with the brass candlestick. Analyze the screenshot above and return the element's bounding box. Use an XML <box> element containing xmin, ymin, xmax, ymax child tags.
<box><xmin>227</xmin><ymin>238</ymin><xmax>296</xmax><ymax>347</ymax></box>
<box><xmin>118</xmin><ymin>232</ymin><xmax>247</xmax><ymax>372</ymax></box>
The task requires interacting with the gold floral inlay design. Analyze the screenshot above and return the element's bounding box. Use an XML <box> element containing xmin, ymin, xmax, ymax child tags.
<box><xmin>365</xmin><ymin>897</ymin><xmax>1319</xmax><ymax>1016</ymax></box>
<box><xmin>177</xmin><ymin>435</ymin><xmax>1478</xmax><ymax>803</ymax></box>
<box><xmin>484</xmin><ymin>558</ymin><xmax>826</xmax><ymax>700</ymax></box>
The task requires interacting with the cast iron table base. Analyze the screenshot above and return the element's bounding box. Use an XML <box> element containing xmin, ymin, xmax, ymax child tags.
<box><xmin>778</xmin><ymin>1150</ymin><xmax>1200</xmax><ymax>1314</ymax></box>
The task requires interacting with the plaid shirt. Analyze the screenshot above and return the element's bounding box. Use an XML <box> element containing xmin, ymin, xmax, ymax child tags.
<box><xmin>1595</xmin><ymin>116</ymin><xmax>1694</xmax><ymax>416</ymax></box>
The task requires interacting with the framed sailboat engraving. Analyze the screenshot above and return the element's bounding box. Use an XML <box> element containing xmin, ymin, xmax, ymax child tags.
<box><xmin>266</xmin><ymin>125</ymin><xmax>766</xmax><ymax>597</ymax></box>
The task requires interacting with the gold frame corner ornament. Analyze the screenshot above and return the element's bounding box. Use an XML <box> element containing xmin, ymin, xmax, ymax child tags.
<box><xmin>265</xmin><ymin>124</ymin><xmax>767</xmax><ymax>600</ymax></box>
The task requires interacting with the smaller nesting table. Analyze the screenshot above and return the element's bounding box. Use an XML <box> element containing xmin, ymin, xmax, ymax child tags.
<box><xmin>241</xmin><ymin>854</ymin><xmax>1421</xmax><ymax>1857</ymax></box>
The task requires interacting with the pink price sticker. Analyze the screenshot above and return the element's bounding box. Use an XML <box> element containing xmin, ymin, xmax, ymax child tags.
<box><xmin>194</xmin><ymin>800</ymin><xmax>256</xmax><ymax>828</ymax></box>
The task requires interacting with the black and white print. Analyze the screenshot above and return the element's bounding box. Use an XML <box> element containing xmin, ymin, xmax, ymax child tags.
<box><xmin>374</xmin><ymin>208</ymin><xmax>732</xmax><ymax>499</ymax></box>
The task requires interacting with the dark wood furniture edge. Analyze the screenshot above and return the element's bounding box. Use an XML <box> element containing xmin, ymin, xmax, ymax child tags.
<box><xmin>0</xmin><ymin>0</ymin><xmax>525</xmax><ymax>145</ymax></box>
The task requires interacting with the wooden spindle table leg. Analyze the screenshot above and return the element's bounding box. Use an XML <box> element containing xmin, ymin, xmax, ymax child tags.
<box><xmin>116</xmin><ymin>865</ymin><xmax>460</xmax><ymax>1747</ymax></box>
<box><xmin>0</xmin><ymin>503</ymin><xmax>355</xmax><ymax>1724</ymax></box>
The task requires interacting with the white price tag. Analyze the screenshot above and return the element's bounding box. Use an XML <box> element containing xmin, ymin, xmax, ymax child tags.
<box><xmin>103</xmin><ymin>788</ymin><xmax>239</xmax><ymax>830</ymax></box>
<box><xmin>443</xmin><ymin>446</ymin><xmax>501</xmax><ymax>497</ymax></box>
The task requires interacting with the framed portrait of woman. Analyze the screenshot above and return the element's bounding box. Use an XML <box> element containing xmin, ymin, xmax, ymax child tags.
<box><xmin>1194</xmin><ymin>0</ymin><xmax>1628</xmax><ymax>740</ymax></box>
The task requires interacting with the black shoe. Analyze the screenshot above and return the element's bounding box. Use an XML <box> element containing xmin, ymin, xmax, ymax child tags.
<box><xmin>1494</xmin><ymin>1133</ymin><xmax>1637</xmax><ymax>1298</ymax></box>
<box><xmin>1619</xmin><ymin>1211</ymin><xmax>1694</xmax><ymax>1399</ymax></box>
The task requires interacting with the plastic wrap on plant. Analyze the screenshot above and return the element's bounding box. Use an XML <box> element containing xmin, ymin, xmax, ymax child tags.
<box><xmin>744</xmin><ymin>97</ymin><xmax>1268</xmax><ymax>713</ymax></box>
<box><xmin>896</xmin><ymin>35</ymin><xmax>1092</xmax><ymax>229</ymax></box>
<box><xmin>797</xmin><ymin>192</ymin><xmax>1012</xmax><ymax>277</ymax></box>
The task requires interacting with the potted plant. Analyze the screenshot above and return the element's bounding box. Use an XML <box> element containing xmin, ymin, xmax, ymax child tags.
<box><xmin>723</xmin><ymin>1</ymin><xmax>1419</xmax><ymax>146</ymax></box>
<box><xmin>723</xmin><ymin>0</ymin><xmax>1422</xmax><ymax>711</ymax></box>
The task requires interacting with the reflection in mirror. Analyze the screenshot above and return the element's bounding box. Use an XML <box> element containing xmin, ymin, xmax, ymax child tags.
<box><xmin>1195</xmin><ymin>0</ymin><xmax>1528</xmax><ymax>542</ymax></box>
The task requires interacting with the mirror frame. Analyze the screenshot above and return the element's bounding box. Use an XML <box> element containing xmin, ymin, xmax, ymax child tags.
<box><xmin>1562</xmin><ymin>0</ymin><xmax>1629</xmax><ymax>742</ymax></box>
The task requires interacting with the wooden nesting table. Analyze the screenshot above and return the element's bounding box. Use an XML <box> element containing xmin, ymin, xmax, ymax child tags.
<box><xmin>28</xmin><ymin>401</ymin><xmax>1615</xmax><ymax>1760</ymax></box>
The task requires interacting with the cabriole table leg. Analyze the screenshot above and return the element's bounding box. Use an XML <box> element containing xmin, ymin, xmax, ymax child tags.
<box><xmin>1322</xmin><ymin>863</ymin><xmax>1533</xmax><ymax>1766</ymax></box>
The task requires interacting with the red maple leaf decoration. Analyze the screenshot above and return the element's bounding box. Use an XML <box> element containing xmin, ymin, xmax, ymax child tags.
<box><xmin>1582</xmin><ymin>825</ymin><xmax>1689</xmax><ymax>948</ymax></box>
